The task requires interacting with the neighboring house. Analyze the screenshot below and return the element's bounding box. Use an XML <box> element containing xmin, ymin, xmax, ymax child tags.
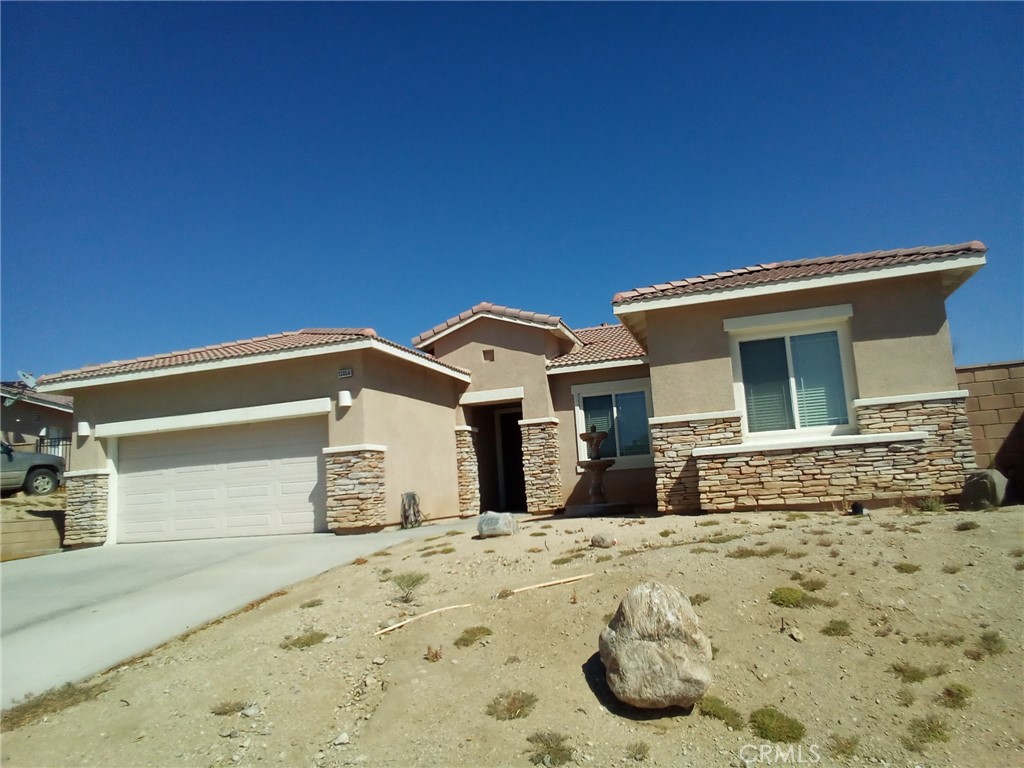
<box><xmin>37</xmin><ymin>241</ymin><xmax>986</xmax><ymax>547</ymax></box>
<box><xmin>1</xmin><ymin>382</ymin><xmax>74</xmax><ymax>454</ymax></box>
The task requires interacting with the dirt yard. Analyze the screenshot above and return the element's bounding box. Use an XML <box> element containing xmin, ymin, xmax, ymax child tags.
<box><xmin>2</xmin><ymin>505</ymin><xmax>1022</xmax><ymax>768</ymax></box>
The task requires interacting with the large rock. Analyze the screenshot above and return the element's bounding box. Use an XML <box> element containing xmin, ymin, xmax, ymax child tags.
<box><xmin>598</xmin><ymin>581</ymin><xmax>712</xmax><ymax>709</ymax></box>
<box><xmin>960</xmin><ymin>469</ymin><xmax>1011</xmax><ymax>510</ymax></box>
<box><xmin>476</xmin><ymin>511</ymin><xmax>519</xmax><ymax>538</ymax></box>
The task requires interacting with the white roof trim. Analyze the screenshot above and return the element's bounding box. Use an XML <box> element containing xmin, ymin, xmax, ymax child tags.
<box><xmin>459</xmin><ymin>386</ymin><xmax>525</xmax><ymax>406</ymax></box>
<box><xmin>692</xmin><ymin>430</ymin><xmax>929</xmax><ymax>457</ymax></box>
<box><xmin>546</xmin><ymin>357</ymin><xmax>648</xmax><ymax>376</ymax></box>
<box><xmin>94</xmin><ymin>398</ymin><xmax>331</xmax><ymax>438</ymax></box>
<box><xmin>37</xmin><ymin>338</ymin><xmax>470</xmax><ymax>392</ymax></box>
<box><xmin>853</xmin><ymin>390</ymin><xmax>968</xmax><ymax>407</ymax></box>
<box><xmin>649</xmin><ymin>410</ymin><xmax>742</xmax><ymax>426</ymax></box>
<box><xmin>416</xmin><ymin>313</ymin><xmax>580</xmax><ymax>350</ymax></box>
<box><xmin>723</xmin><ymin>304</ymin><xmax>853</xmax><ymax>333</ymax></box>
<box><xmin>323</xmin><ymin>444</ymin><xmax>387</xmax><ymax>454</ymax></box>
<box><xmin>614</xmin><ymin>254</ymin><xmax>987</xmax><ymax>316</ymax></box>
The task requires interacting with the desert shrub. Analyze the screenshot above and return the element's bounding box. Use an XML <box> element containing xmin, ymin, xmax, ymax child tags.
<box><xmin>526</xmin><ymin>732</ymin><xmax>572</xmax><ymax>766</ymax></box>
<box><xmin>1015</xmin><ymin>561</ymin><xmax>1024</xmax><ymax>571</ymax></box>
<box><xmin>915</xmin><ymin>496</ymin><xmax>946</xmax><ymax>512</ymax></box>
<box><xmin>896</xmin><ymin>687</ymin><xmax>915</xmax><ymax>707</ymax></box>
<box><xmin>689</xmin><ymin>593</ymin><xmax>710</xmax><ymax>606</ymax></box>
<box><xmin>486</xmin><ymin>690</ymin><xmax>537</xmax><ymax>720</ymax></box>
<box><xmin>727</xmin><ymin>545</ymin><xmax>787</xmax><ymax>559</ymax></box>
<box><xmin>300</xmin><ymin>599</ymin><xmax>323</xmax><ymax>609</ymax></box>
<box><xmin>941</xmin><ymin>564</ymin><xmax>962</xmax><ymax>574</ymax></box>
<box><xmin>390</xmin><ymin>571</ymin><xmax>428</xmax><ymax>602</ymax></box>
<box><xmin>530</xmin><ymin>531</ymin><xmax>547</xmax><ymax>537</ymax></box>
<box><xmin>696</xmin><ymin>519</ymin><xmax>721</xmax><ymax>527</ymax></box>
<box><xmin>936</xmin><ymin>683</ymin><xmax>972</xmax><ymax>709</ymax></box>
<box><xmin>978</xmin><ymin>630</ymin><xmax>1008</xmax><ymax>656</ymax></box>
<box><xmin>1011</xmin><ymin>547</ymin><xmax>1024</xmax><ymax>557</ymax></box>
<box><xmin>893</xmin><ymin>563</ymin><xmax>921</xmax><ymax>574</ymax></box>
<box><xmin>954</xmin><ymin>520</ymin><xmax>980</xmax><ymax>531</ymax></box>
<box><xmin>801</xmin><ymin>577</ymin><xmax>827</xmax><ymax>591</ymax></box>
<box><xmin>280</xmin><ymin>630</ymin><xmax>327</xmax><ymax>650</ymax></box>
<box><xmin>690</xmin><ymin>546</ymin><xmax>716</xmax><ymax>554</ymax></box>
<box><xmin>768</xmin><ymin>586</ymin><xmax>831</xmax><ymax>608</ymax></box>
<box><xmin>698</xmin><ymin>695</ymin><xmax>744</xmax><ymax>730</ymax></box>
<box><xmin>829</xmin><ymin>733</ymin><xmax>859</xmax><ymax>758</ymax></box>
<box><xmin>889</xmin><ymin>661</ymin><xmax>945</xmax><ymax>683</ymax></box>
<box><xmin>915</xmin><ymin>632</ymin><xmax>964</xmax><ymax>647</ymax></box>
<box><xmin>659</xmin><ymin>529</ymin><xmax>673</xmax><ymax>538</ymax></box>
<box><xmin>454</xmin><ymin>626</ymin><xmax>493</xmax><ymax>648</ymax></box>
<box><xmin>424</xmin><ymin>645</ymin><xmax>443</xmax><ymax>662</ymax></box>
<box><xmin>821</xmin><ymin>620</ymin><xmax>851</xmax><ymax>637</ymax></box>
<box><xmin>705</xmin><ymin>533</ymin><xmax>743</xmax><ymax>544</ymax></box>
<box><xmin>749</xmin><ymin>706</ymin><xmax>805</xmax><ymax>743</ymax></box>
<box><xmin>902</xmin><ymin>715</ymin><xmax>949</xmax><ymax>752</ymax></box>
<box><xmin>625</xmin><ymin>741</ymin><xmax>650</xmax><ymax>761</ymax></box>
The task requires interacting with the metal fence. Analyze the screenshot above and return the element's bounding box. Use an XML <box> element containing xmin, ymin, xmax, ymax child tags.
<box><xmin>36</xmin><ymin>436</ymin><xmax>71</xmax><ymax>469</ymax></box>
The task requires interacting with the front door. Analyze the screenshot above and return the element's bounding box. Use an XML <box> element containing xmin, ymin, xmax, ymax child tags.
<box><xmin>496</xmin><ymin>410</ymin><xmax>527</xmax><ymax>512</ymax></box>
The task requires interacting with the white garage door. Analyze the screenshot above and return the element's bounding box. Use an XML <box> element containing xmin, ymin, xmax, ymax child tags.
<box><xmin>117</xmin><ymin>418</ymin><xmax>328</xmax><ymax>543</ymax></box>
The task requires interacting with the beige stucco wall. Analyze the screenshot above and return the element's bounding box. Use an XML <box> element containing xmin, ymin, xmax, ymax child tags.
<box><xmin>549</xmin><ymin>364</ymin><xmax>657</xmax><ymax>507</ymax></box>
<box><xmin>1</xmin><ymin>400</ymin><xmax>73</xmax><ymax>446</ymax></box>
<box><xmin>429</xmin><ymin>318</ymin><xmax>564</xmax><ymax>420</ymax></box>
<box><xmin>644</xmin><ymin>273</ymin><xmax>958</xmax><ymax>417</ymax></box>
<box><xmin>63</xmin><ymin>351</ymin><xmax>370</xmax><ymax>472</ymax></box>
<box><xmin>362</xmin><ymin>354</ymin><xmax>463</xmax><ymax>524</ymax></box>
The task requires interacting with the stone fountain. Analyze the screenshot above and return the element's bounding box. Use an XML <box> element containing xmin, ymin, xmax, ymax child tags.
<box><xmin>566</xmin><ymin>425</ymin><xmax>632</xmax><ymax>517</ymax></box>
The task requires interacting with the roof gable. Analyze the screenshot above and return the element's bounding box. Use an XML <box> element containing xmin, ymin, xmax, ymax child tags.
<box><xmin>413</xmin><ymin>302</ymin><xmax>580</xmax><ymax>350</ymax></box>
<box><xmin>547</xmin><ymin>324</ymin><xmax>646</xmax><ymax>373</ymax></box>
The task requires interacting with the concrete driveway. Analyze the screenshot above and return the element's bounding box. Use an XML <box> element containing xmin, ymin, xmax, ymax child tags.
<box><xmin>1</xmin><ymin>519</ymin><xmax>477</xmax><ymax>709</ymax></box>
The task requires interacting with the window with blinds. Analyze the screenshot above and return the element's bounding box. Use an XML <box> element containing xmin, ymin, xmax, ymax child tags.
<box><xmin>581</xmin><ymin>390</ymin><xmax>651</xmax><ymax>459</ymax></box>
<box><xmin>739</xmin><ymin>330</ymin><xmax>849</xmax><ymax>433</ymax></box>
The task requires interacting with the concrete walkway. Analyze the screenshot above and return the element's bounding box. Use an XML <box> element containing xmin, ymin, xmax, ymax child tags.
<box><xmin>0</xmin><ymin>519</ymin><xmax>477</xmax><ymax>708</ymax></box>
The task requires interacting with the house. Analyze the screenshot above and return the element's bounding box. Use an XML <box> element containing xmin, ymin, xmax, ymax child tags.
<box><xmin>37</xmin><ymin>241</ymin><xmax>986</xmax><ymax>547</ymax></box>
<box><xmin>1</xmin><ymin>382</ymin><xmax>74</xmax><ymax>456</ymax></box>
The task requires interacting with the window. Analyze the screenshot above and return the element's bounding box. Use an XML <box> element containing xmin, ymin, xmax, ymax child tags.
<box><xmin>727</xmin><ymin>305</ymin><xmax>856</xmax><ymax>437</ymax></box>
<box><xmin>571</xmin><ymin>378</ymin><xmax>653</xmax><ymax>468</ymax></box>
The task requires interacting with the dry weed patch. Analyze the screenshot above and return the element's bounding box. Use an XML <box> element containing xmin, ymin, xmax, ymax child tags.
<box><xmin>486</xmin><ymin>690</ymin><xmax>537</xmax><ymax>720</ymax></box>
<box><xmin>936</xmin><ymin>683</ymin><xmax>972</xmax><ymax>709</ymax></box>
<box><xmin>903</xmin><ymin>715</ymin><xmax>949</xmax><ymax>752</ymax></box>
<box><xmin>279</xmin><ymin>630</ymin><xmax>327</xmax><ymax>650</ymax></box>
<box><xmin>624</xmin><ymin>741</ymin><xmax>650</xmax><ymax>761</ymax></box>
<box><xmin>828</xmin><ymin>733</ymin><xmax>859</xmax><ymax>758</ymax></box>
<box><xmin>893</xmin><ymin>562</ymin><xmax>921</xmax><ymax>574</ymax></box>
<box><xmin>211</xmin><ymin>700</ymin><xmax>247</xmax><ymax>716</ymax></box>
<box><xmin>821</xmin><ymin>620</ymin><xmax>852</xmax><ymax>637</ymax></box>
<box><xmin>954</xmin><ymin>520</ymin><xmax>980</xmax><ymax>531</ymax></box>
<box><xmin>749</xmin><ymin>706</ymin><xmax>805</xmax><ymax>743</ymax></box>
<box><xmin>1</xmin><ymin>681</ymin><xmax>111</xmax><ymax>730</ymax></box>
<box><xmin>455</xmin><ymin>626</ymin><xmax>493</xmax><ymax>648</ymax></box>
<box><xmin>526</xmin><ymin>732</ymin><xmax>572</xmax><ymax>766</ymax></box>
<box><xmin>698</xmin><ymin>695</ymin><xmax>744</xmax><ymax>730</ymax></box>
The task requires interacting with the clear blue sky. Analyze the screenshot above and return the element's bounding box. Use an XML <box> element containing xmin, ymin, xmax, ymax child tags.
<box><xmin>3</xmin><ymin>2</ymin><xmax>1022</xmax><ymax>383</ymax></box>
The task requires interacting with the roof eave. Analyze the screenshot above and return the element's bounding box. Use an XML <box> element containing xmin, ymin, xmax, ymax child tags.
<box><xmin>545</xmin><ymin>356</ymin><xmax>649</xmax><ymax>376</ymax></box>
<box><xmin>613</xmin><ymin>253</ymin><xmax>988</xmax><ymax>317</ymax></box>
<box><xmin>413</xmin><ymin>312</ymin><xmax>581</xmax><ymax>351</ymax></box>
<box><xmin>37</xmin><ymin>338</ymin><xmax>470</xmax><ymax>392</ymax></box>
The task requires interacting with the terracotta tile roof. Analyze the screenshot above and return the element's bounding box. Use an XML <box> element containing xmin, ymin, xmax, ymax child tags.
<box><xmin>1</xmin><ymin>381</ymin><xmax>74</xmax><ymax>409</ymax></box>
<box><xmin>38</xmin><ymin>328</ymin><xmax>385</xmax><ymax>385</ymax></box>
<box><xmin>413</xmin><ymin>302</ymin><xmax>575</xmax><ymax>349</ymax></box>
<box><xmin>548</xmin><ymin>324</ymin><xmax>645</xmax><ymax>369</ymax></box>
<box><xmin>613</xmin><ymin>241</ymin><xmax>988</xmax><ymax>306</ymax></box>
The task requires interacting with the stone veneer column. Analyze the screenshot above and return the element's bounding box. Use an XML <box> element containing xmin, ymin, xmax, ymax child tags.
<box><xmin>650</xmin><ymin>413</ymin><xmax>743</xmax><ymax>514</ymax></box>
<box><xmin>323</xmin><ymin>446</ymin><xmax>387</xmax><ymax>534</ymax></box>
<box><xmin>519</xmin><ymin>418</ymin><xmax>562</xmax><ymax>514</ymax></box>
<box><xmin>455</xmin><ymin>426</ymin><xmax>481</xmax><ymax>518</ymax></box>
<box><xmin>63</xmin><ymin>470</ymin><xmax>110</xmax><ymax>547</ymax></box>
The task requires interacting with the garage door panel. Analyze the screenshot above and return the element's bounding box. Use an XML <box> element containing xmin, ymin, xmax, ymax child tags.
<box><xmin>117</xmin><ymin>418</ymin><xmax>327</xmax><ymax>543</ymax></box>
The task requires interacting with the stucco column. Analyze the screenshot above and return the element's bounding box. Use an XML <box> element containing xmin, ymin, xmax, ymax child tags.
<box><xmin>519</xmin><ymin>418</ymin><xmax>562</xmax><ymax>514</ymax></box>
<box><xmin>455</xmin><ymin>426</ymin><xmax>481</xmax><ymax>517</ymax></box>
<box><xmin>650</xmin><ymin>412</ymin><xmax>743</xmax><ymax>514</ymax></box>
<box><xmin>63</xmin><ymin>470</ymin><xmax>110</xmax><ymax>548</ymax></box>
<box><xmin>323</xmin><ymin>445</ymin><xmax>387</xmax><ymax>534</ymax></box>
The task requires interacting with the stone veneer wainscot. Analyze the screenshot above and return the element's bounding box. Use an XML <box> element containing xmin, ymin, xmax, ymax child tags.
<box><xmin>323</xmin><ymin>446</ymin><xmax>387</xmax><ymax>533</ymax></box>
<box><xmin>454</xmin><ymin>426</ymin><xmax>481</xmax><ymax>517</ymax></box>
<box><xmin>690</xmin><ymin>392</ymin><xmax>975</xmax><ymax>511</ymax></box>
<box><xmin>63</xmin><ymin>470</ymin><xmax>110</xmax><ymax>547</ymax></box>
<box><xmin>520</xmin><ymin>418</ymin><xmax>562</xmax><ymax>514</ymax></box>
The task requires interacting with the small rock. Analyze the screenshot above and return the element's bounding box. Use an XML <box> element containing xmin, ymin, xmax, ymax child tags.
<box><xmin>789</xmin><ymin>627</ymin><xmax>804</xmax><ymax>643</ymax></box>
<box><xmin>219</xmin><ymin>728</ymin><xmax>238</xmax><ymax>739</ymax></box>
<box><xmin>958</xmin><ymin>583</ymin><xmax>971</xmax><ymax>592</ymax></box>
<box><xmin>334</xmin><ymin>733</ymin><xmax>350</xmax><ymax>745</ymax></box>
<box><xmin>241</xmin><ymin>704</ymin><xmax>261</xmax><ymax>718</ymax></box>
<box><xmin>477</xmin><ymin>511</ymin><xmax>519</xmax><ymax>537</ymax></box>
<box><xmin>372</xmin><ymin>657</ymin><xmax>386</xmax><ymax>666</ymax></box>
<box><xmin>590</xmin><ymin>534</ymin><xmax>616</xmax><ymax>549</ymax></box>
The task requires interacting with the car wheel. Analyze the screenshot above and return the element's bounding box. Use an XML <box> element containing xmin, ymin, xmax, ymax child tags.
<box><xmin>25</xmin><ymin>468</ymin><xmax>58</xmax><ymax>496</ymax></box>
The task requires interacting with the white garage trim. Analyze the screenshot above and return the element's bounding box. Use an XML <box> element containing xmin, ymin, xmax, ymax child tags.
<box><xmin>95</xmin><ymin>398</ymin><xmax>332</xmax><ymax>438</ymax></box>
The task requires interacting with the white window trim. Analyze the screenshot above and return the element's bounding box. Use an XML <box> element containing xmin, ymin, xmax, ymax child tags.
<box><xmin>570</xmin><ymin>377</ymin><xmax>654</xmax><ymax>471</ymax></box>
<box><xmin>727</xmin><ymin>308</ymin><xmax>859</xmax><ymax>442</ymax></box>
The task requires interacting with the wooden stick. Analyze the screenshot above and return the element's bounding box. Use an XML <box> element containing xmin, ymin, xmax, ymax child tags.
<box><xmin>374</xmin><ymin>603</ymin><xmax>474</xmax><ymax>636</ymax></box>
<box><xmin>509</xmin><ymin>573</ymin><xmax>593</xmax><ymax>595</ymax></box>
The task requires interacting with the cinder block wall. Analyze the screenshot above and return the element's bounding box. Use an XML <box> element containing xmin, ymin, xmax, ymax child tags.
<box><xmin>956</xmin><ymin>360</ymin><xmax>1024</xmax><ymax>491</ymax></box>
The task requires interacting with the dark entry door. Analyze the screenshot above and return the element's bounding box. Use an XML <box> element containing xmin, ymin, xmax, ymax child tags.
<box><xmin>497</xmin><ymin>411</ymin><xmax>527</xmax><ymax>511</ymax></box>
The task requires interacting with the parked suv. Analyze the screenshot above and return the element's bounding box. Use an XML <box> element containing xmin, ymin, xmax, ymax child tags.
<box><xmin>1</xmin><ymin>441</ymin><xmax>65</xmax><ymax>496</ymax></box>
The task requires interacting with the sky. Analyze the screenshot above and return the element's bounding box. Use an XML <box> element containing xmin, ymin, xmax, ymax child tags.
<box><xmin>2</xmin><ymin>2</ymin><xmax>1022</xmax><ymax>384</ymax></box>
